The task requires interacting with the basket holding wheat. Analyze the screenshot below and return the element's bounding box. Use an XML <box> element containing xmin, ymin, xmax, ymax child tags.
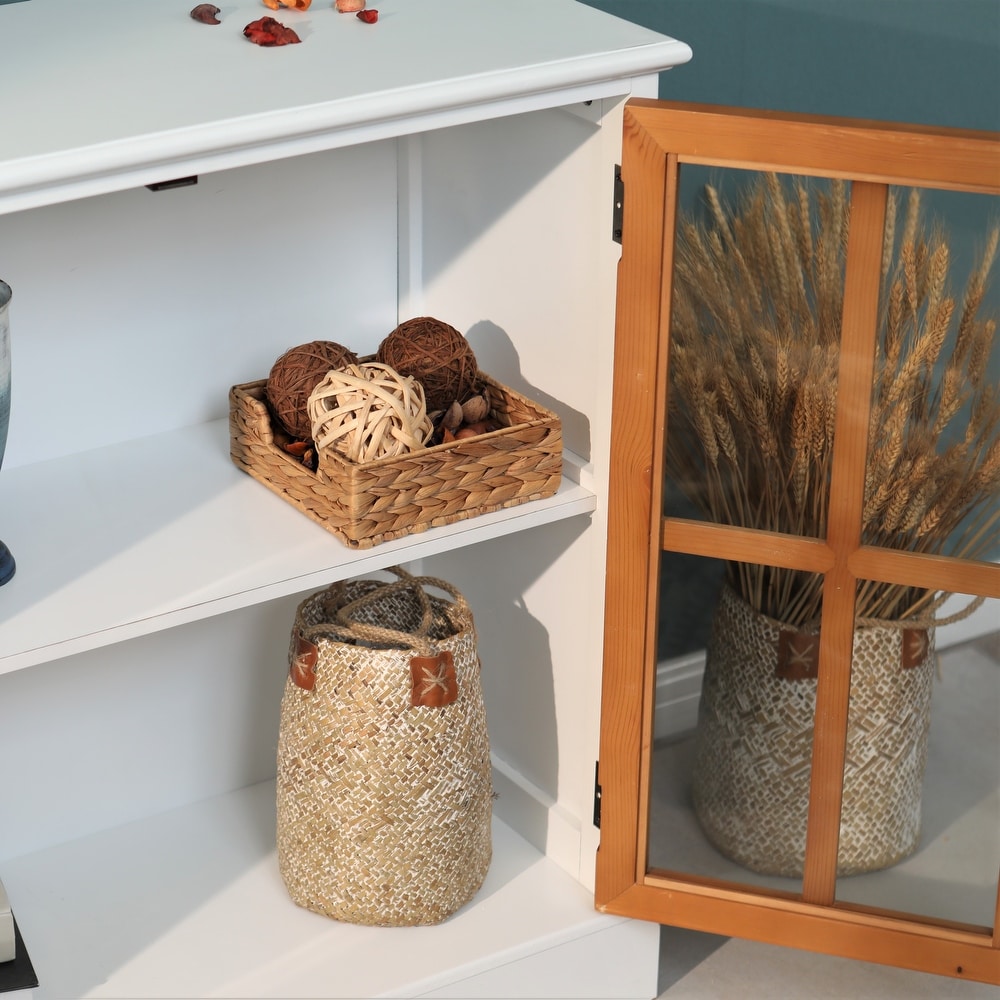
<box><xmin>667</xmin><ymin>174</ymin><xmax>999</xmax><ymax>628</ymax></box>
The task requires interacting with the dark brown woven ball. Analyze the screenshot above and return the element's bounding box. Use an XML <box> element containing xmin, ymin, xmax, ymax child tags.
<box><xmin>266</xmin><ymin>340</ymin><xmax>359</xmax><ymax>440</ymax></box>
<box><xmin>375</xmin><ymin>317</ymin><xmax>478</xmax><ymax>412</ymax></box>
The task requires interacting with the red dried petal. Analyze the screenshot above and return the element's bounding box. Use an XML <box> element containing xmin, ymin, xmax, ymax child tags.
<box><xmin>243</xmin><ymin>15</ymin><xmax>301</xmax><ymax>45</ymax></box>
<box><xmin>190</xmin><ymin>3</ymin><xmax>220</xmax><ymax>23</ymax></box>
<box><xmin>356</xmin><ymin>9</ymin><xmax>378</xmax><ymax>22</ymax></box>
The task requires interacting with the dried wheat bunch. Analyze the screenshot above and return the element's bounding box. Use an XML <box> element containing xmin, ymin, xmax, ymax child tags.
<box><xmin>667</xmin><ymin>174</ymin><xmax>998</xmax><ymax>628</ymax></box>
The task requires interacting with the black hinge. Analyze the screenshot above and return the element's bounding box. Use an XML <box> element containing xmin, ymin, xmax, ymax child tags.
<box><xmin>612</xmin><ymin>165</ymin><xmax>624</xmax><ymax>244</ymax></box>
<box><xmin>593</xmin><ymin>761</ymin><xmax>602</xmax><ymax>828</ymax></box>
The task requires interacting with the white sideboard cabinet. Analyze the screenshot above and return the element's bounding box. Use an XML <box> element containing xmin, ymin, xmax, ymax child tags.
<box><xmin>0</xmin><ymin>1</ymin><xmax>690</xmax><ymax>996</ymax></box>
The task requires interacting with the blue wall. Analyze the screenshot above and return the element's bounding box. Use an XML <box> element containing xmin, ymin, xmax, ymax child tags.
<box><xmin>582</xmin><ymin>0</ymin><xmax>1000</xmax><ymax>131</ymax></box>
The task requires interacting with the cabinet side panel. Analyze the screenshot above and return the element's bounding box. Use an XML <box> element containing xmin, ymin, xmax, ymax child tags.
<box><xmin>416</xmin><ymin>103</ymin><xmax>621</xmax><ymax>466</ymax></box>
<box><xmin>417</xmin><ymin>99</ymin><xmax>627</xmax><ymax>884</ymax></box>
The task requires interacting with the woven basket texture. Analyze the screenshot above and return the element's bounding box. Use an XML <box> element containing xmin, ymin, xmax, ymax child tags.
<box><xmin>276</xmin><ymin>574</ymin><xmax>493</xmax><ymax>926</ymax></box>
<box><xmin>307</xmin><ymin>362</ymin><xmax>434</xmax><ymax>463</ymax></box>
<box><xmin>229</xmin><ymin>371</ymin><xmax>562</xmax><ymax>548</ymax></box>
<box><xmin>691</xmin><ymin>585</ymin><xmax>934</xmax><ymax>877</ymax></box>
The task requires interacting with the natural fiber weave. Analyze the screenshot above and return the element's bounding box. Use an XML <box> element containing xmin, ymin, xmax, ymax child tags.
<box><xmin>229</xmin><ymin>371</ymin><xmax>562</xmax><ymax>548</ymax></box>
<box><xmin>375</xmin><ymin>317</ymin><xmax>479</xmax><ymax>412</ymax></box>
<box><xmin>307</xmin><ymin>362</ymin><xmax>433</xmax><ymax>463</ymax></box>
<box><xmin>276</xmin><ymin>570</ymin><xmax>492</xmax><ymax>926</ymax></box>
<box><xmin>691</xmin><ymin>585</ymin><xmax>934</xmax><ymax>877</ymax></box>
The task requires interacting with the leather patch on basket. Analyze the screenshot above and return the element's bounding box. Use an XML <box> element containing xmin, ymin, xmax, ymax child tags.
<box><xmin>776</xmin><ymin>631</ymin><xmax>820</xmax><ymax>680</ymax></box>
<box><xmin>901</xmin><ymin>627</ymin><xmax>930</xmax><ymax>669</ymax></box>
<box><xmin>410</xmin><ymin>651</ymin><xmax>458</xmax><ymax>707</ymax></box>
<box><xmin>290</xmin><ymin>632</ymin><xmax>319</xmax><ymax>690</ymax></box>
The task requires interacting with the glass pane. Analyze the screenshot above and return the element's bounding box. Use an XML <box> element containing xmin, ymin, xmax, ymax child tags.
<box><xmin>863</xmin><ymin>187</ymin><xmax>1000</xmax><ymax>570</ymax></box>
<box><xmin>835</xmin><ymin>585</ymin><xmax>999</xmax><ymax>930</ymax></box>
<box><xmin>665</xmin><ymin>167</ymin><xmax>849</xmax><ymax>541</ymax></box>
<box><xmin>649</xmin><ymin>553</ymin><xmax>828</xmax><ymax>897</ymax></box>
<box><xmin>833</xmin><ymin>185</ymin><xmax>1000</xmax><ymax>927</ymax></box>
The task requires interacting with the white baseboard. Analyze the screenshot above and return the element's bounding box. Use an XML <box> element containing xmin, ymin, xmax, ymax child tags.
<box><xmin>655</xmin><ymin>594</ymin><xmax>998</xmax><ymax>743</ymax></box>
<box><xmin>654</xmin><ymin>650</ymin><xmax>705</xmax><ymax>742</ymax></box>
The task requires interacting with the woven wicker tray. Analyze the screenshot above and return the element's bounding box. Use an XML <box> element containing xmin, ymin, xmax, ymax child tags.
<box><xmin>229</xmin><ymin>372</ymin><xmax>563</xmax><ymax>549</ymax></box>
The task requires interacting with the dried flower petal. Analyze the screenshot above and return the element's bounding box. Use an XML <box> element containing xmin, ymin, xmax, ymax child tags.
<box><xmin>335</xmin><ymin>0</ymin><xmax>365</xmax><ymax>10</ymax></box>
<box><xmin>356</xmin><ymin>8</ymin><xmax>378</xmax><ymax>22</ymax></box>
<box><xmin>282</xmin><ymin>440</ymin><xmax>310</xmax><ymax>457</ymax></box>
<box><xmin>263</xmin><ymin>0</ymin><xmax>312</xmax><ymax>9</ymax></box>
<box><xmin>244</xmin><ymin>15</ymin><xmax>302</xmax><ymax>45</ymax></box>
<box><xmin>190</xmin><ymin>3</ymin><xmax>221</xmax><ymax>23</ymax></box>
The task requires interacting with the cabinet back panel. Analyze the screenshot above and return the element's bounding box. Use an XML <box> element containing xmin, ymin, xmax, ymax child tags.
<box><xmin>0</xmin><ymin>143</ymin><xmax>398</xmax><ymax>469</ymax></box>
<box><xmin>0</xmin><ymin>593</ymin><xmax>305</xmax><ymax>862</ymax></box>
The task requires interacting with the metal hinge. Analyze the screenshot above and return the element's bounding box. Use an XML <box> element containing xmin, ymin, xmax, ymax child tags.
<box><xmin>612</xmin><ymin>165</ymin><xmax>624</xmax><ymax>244</ymax></box>
<box><xmin>593</xmin><ymin>761</ymin><xmax>602</xmax><ymax>828</ymax></box>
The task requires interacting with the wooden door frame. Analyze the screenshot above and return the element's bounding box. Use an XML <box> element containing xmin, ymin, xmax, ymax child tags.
<box><xmin>597</xmin><ymin>100</ymin><xmax>1000</xmax><ymax>984</ymax></box>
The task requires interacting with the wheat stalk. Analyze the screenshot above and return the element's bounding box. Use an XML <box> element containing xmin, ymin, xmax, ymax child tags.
<box><xmin>667</xmin><ymin>174</ymin><xmax>999</xmax><ymax>629</ymax></box>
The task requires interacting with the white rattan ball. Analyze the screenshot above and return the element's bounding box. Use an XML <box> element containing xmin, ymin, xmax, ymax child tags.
<box><xmin>307</xmin><ymin>362</ymin><xmax>434</xmax><ymax>463</ymax></box>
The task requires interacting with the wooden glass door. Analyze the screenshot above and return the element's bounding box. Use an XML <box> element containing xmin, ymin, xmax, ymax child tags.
<box><xmin>597</xmin><ymin>101</ymin><xmax>1000</xmax><ymax>984</ymax></box>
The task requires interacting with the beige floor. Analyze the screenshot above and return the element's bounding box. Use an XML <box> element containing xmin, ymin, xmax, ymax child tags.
<box><xmin>651</xmin><ymin>633</ymin><xmax>1000</xmax><ymax>999</ymax></box>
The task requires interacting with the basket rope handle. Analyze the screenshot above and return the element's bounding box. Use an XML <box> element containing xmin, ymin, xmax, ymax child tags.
<box><xmin>303</xmin><ymin>566</ymin><xmax>469</xmax><ymax>655</ymax></box>
<box><xmin>855</xmin><ymin>592</ymin><xmax>985</xmax><ymax>630</ymax></box>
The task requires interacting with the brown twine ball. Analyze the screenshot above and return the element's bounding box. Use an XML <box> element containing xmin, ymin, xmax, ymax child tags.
<box><xmin>308</xmin><ymin>362</ymin><xmax>433</xmax><ymax>463</ymax></box>
<box><xmin>375</xmin><ymin>317</ymin><xmax>478</xmax><ymax>413</ymax></box>
<box><xmin>266</xmin><ymin>341</ymin><xmax>359</xmax><ymax>440</ymax></box>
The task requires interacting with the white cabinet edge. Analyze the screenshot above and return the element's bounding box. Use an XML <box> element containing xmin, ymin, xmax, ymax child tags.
<box><xmin>0</xmin><ymin>0</ymin><xmax>691</xmax><ymax>214</ymax></box>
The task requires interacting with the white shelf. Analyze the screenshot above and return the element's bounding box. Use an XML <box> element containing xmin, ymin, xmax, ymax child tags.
<box><xmin>0</xmin><ymin>418</ymin><xmax>594</xmax><ymax>675</ymax></box>
<box><xmin>0</xmin><ymin>0</ymin><xmax>691</xmax><ymax>214</ymax></box>
<box><xmin>0</xmin><ymin>780</ymin><xmax>654</xmax><ymax>999</ymax></box>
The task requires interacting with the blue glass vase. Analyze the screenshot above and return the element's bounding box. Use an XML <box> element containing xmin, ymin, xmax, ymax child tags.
<box><xmin>0</xmin><ymin>279</ymin><xmax>14</xmax><ymax>585</ymax></box>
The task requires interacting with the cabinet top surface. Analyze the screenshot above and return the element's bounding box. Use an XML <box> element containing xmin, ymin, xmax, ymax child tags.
<box><xmin>0</xmin><ymin>0</ymin><xmax>690</xmax><ymax>210</ymax></box>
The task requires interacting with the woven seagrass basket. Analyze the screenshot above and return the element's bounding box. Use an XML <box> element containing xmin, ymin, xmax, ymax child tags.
<box><xmin>691</xmin><ymin>585</ymin><xmax>935</xmax><ymax>877</ymax></box>
<box><xmin>229</xmin><ymin>371</ymin><xmax>562</xmax><ymax>549</ymax></box>
<box><xmin>276</xmin><ymin>568</ymin><xmax>493</xmax><ymax>926</ymax></box>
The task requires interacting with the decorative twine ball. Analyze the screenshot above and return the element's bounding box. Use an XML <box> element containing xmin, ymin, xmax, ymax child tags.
<box><xmin>266</xmin><ymin>340</ymin><xmax>359</xmax><ymax>440</ymax></box>
<box><xmin>375</xmin><ymin>316</ymin><xmax>478</xmax><ymax>413</ymax></box>
<box><xmin>307</xmin><ymin>362</ymin><xmax>434</xmax><ymax>463</ymax></box>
